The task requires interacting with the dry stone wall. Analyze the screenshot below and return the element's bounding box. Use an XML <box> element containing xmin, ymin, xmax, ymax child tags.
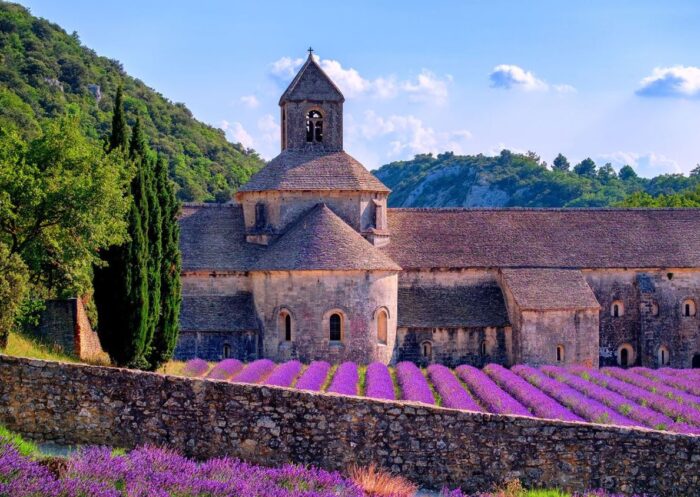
<box><xmin>0</xmin><ymin>355</ymin><xmax>698</xmax><ymax>496</ymax></box>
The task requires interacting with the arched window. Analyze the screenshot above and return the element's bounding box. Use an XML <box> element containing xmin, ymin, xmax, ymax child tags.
<box><xmin>329</xmin><ymin>313</ymin><xmax>342</xmax><ymax>342</ymax></box>
<box><xmin>657</xmin><ymin>345</ymin><xmax>670</xmax><ymax>366</ymax></box>
<box><xmin>306</xmin><ymin>110</ymin><xmax>323</xmax><ymax>143</ymax></box>
<box><xmin>255</xmin><ymin>202</ymin><xmax>267</xmax><ymax>229</ymax></box>
<box><xmin>223</xmin><ymin>343</ymin><xmax>231</xmax><ymax>359</ymax></box>
<box><xmin>376</xmin><ymin>309</ymin><xmax>387</xmax><ymax>345</ymax></box>
<box><xmin>421</xmin><ymin>341</ymin><xmax>432</xmax><ymax>359</ymax></box>
<box><xmin>479</xmin><ymin>340</ymin><xmax>487</xmax><ymax>356</ymax></box>
<box><xmin>556</xmin><ymin>345</ymin><xmax>565</xmax><ymax>363</ymax></box>
<box><xmin>682</xmin><ymin>299</ymin><xmax>697</xmax><ymax>317</ymax></box>
<box><xmin>611</xmin><ymin>300</ymin><xmax>624</xmax><ymax>318</ymax></box>
<box><xmin>279</xmin><ymin>310</ymin><xmax>293</xmax><ymax>342</ymax></box>
<box><xmin>617</xmin><ymin>343</ymin><xmax>634</xmax><ymax>367</ymax></box>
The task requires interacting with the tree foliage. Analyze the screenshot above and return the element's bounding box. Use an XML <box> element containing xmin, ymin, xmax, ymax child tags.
<box><xmin>0</xmin><ymin>242</ymin><xmax>28</xmax><ymax>350</ymax></box>
<box><xmin>0</xmin><ymin>2</ymin><xmax>263</xmax><ymax>202</ymax></box>
<box><xmin>375</xmin><ymin>151</ymin><xmax>699</xmax><ymax>208</ymax></box>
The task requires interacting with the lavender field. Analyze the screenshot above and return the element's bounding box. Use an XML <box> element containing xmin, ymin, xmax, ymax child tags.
<box><xmin>182</xmin><ymin>359</ymin><xmax>700</xmax><ymax>435</ymax></box>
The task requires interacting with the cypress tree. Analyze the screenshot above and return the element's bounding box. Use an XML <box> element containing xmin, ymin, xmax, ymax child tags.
<box><xmin>108</xmin><ymin>85</ymin><xmax>128</xmax><ymax>152</ymax></box>
<box><xmin>131</xmin><ymin>117</ymin><xmax>162</xmax><ymax>368</ymax></box>
<box><xmin>148</xmin><ymin>155</ymin><xmax>181</xmax><ymax>369</ymax></box>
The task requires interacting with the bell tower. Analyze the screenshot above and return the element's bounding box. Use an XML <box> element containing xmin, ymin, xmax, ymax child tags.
<box><xmin>279</xmin><ymin>49</ymin><xmax>345</xmax><ymax>152</ymax></box>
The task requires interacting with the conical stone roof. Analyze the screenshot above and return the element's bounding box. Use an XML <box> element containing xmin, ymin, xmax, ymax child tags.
<box><xmin>251</xmin><ymin>204</ymin><xmax>401</xmax><ymax>272</ymax></box>
<box><xmin>279</xmin><ymin>54</ymin><xmax>344</xmax><ymax>104</ymax></box>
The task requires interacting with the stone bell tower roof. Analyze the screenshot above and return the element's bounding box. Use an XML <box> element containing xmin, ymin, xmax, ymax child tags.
<box><xmin>279</xmin><ymin>51</ymin><xmax>345</xmax><ymax>104</ymax></box>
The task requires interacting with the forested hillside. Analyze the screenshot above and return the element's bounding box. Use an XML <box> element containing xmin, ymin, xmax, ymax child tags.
<box><xmin>375</xmin><ymin>151</ymin><xmax>700</xmax><ymax>208</ymax></box>
<box><xmin>0</xmin><ymin>2</ymin><xmax>263</xmax><ymax>202</ymax></box>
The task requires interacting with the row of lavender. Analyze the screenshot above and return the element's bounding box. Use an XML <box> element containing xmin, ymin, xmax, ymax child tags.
<box><xmin>182</xmin><ymin>358</ymin><xmax>700</xmax><ymax>435</ymax></box>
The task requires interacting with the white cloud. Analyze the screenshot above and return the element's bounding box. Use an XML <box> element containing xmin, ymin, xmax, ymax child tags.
<box><xmin>240</xmin><ymin>95</ymin><xmax>260</xmax><ymax>108</ymax></box>
<box><xmin>401</xmin><ymin>70</ymin><xmax>451</xmax><ymax>104</ymax></box>
<box><xmin>637</xmin><ymin>65</ymin><xmax>700</xmax><ymax>98</ymax></box>
<box><xmin>597</xmin><ymin>151</ymin><xmax>682</xmax><ymax>177</ymax></box>
<box><xmin>221</xmin><ymin>120</ymin><xmax>254</xmax><ymax>149</ymax></box>
<box><xmin>354</xmin><ymin>110</ymin><xmax>471</xmax><ymax>157</ymax></box>
<box><xmin>268</xmin><ymin>55</ymin><xmax>450</xmax><ymax>104</ymax></box>
<box><xmin>270</xmin><ymin>56</ymin><xmax>304</xmax><ymax>79</ymax></box>
<box><xmin>489</xmin><ymin>65</ymin><xmax>575</xmax><ymax>93</ymax></box>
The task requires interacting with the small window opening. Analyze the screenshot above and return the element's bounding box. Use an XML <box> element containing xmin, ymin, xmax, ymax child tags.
<box><xmin>421</xmin><ymin>341</ymin><xmax>432</xmax><ymax>359</ymax></box>
<box><xmin>480</xmin><ymin>340</ymin><xmax>487</xmax><ymax>356</ymax></box>
<box><xmin>556</xmin><ymin>345</ymin><xmax>564</xmax><ymax>363</ymax></box>
<box><xmin>285</xmin><ymin>314</ymin><xmax>292</xmax><ymax>341</ymax></box>
<box><xmin>611</xmin><ymin>300</ymin><xmax>624</xmax><ymax>318</ymax></box>
<box><xmin>329</xmin><ymin>313</ymin><xmax>342</xmax><ymax>342</ymax></box>
<box><xmin>620</xmin><ymin>348</ymin><xmax>629</xmax><ymax>367</ymax></box>
<box><xmin>255</xmin><ymin>202</ymin><xmax>267</xmax><ymax>229</ymax></box>
<box><xmin>223</xmin><ymin>343</ymin><xmax>231</xmax><ymax>359</ymax></box>
<box><xmin>651</xmin><ymin>302</ymin><xmax>659</xmax><ymax>316</ymax></box>
<box><xmin>683</xmin><ymin>299</ymin><xmax>696</xmax><ymax>317</ymax></box>
<box><xmin>377</xmin><ymin>310</ymin><xmax>387</xmax><ymax>345</ymax></box>
<box><xmin>306</xmin><ymin>110</ymin><xmax>323</xmax><ymax>143</ymax></box>
<box><xmin>658</xmin><ymin>346</ymin><xmax>670</xmax><ymax>366</ymax></box>
<box><xmin>617</xmin><ymin>343</ymin><xmax>634</xmax><ymax>367</ymax></box>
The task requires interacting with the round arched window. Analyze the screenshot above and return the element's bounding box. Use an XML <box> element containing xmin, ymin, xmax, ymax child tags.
<box><xmin>279</xmin><ymin>310</ymin><xmax>293</xmax><ymax>342</ymax></box>
<box><xmin>611</xmin><ymin>300</ymin><xmax>624</xmax><ymax>318</ymax></box>
<box><xmin>421</xmin><ymin>341</ymin><xmax>432</xmax><ymax>359</ymax></box>
<box><xmin>306</xmin><ymin>110</ymin><xmax>323</xmax><ymax>143</ymax></box>
<box><xmin>657</xmin><ymin>345</ymin><xmax>670</xmax><ymax>366</ymax></box>
<box><xmin>376</xmin><ymin>309</ymin><xmax>388</xmax><ymax>345</ymax></box>
<box><xmin>556</xmin><ymin>345</ymin><xmax>565</xmax><ymax>363</ymax></box>
<box><xmin>617</xmin><ymin>343</ymin><xmax>635</xmax><ymax>367</ymax></box>
<box><xmin>682</xmin><ymin>299</ymin><xmax>697</xmax><ymax>317</ymax></box>
<box><xmin>329</xmin><ymin>313</ymin><xmax>342</xmax><ymax>342</ymax></box>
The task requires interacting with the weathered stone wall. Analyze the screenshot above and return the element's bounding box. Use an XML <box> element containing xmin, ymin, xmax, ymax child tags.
<box><xmin>182</xmin><ymin>272</ymin><xmax>251</xmax><ymax>295</ymax></box>
<box><xmin>30</xmin><ymin>299</ymin><xmax>105</xmax><ymax>361</ymax></box>
<box><xmin>252</xmin><ymin>270</ymin><xmax>398</xmax><ymax>364</ymax></box>
<box><xmin>585</xmin><ymin>269</ymin><xmax>700</xmax><ymax>368</ymax></box>
<box><xmin>173</xmin><ymin>330</ymin><xmax>258</xmax><ymax>362</ymax></box>
<box><xmin>397</xmin><ymin>326</ymin><xmax>511</xmax><ymax>367</ymax></box>
<box><xmin>0</xmin><ymin>356</ymin><xmax>698</xmax><ymax>496</ymax></box>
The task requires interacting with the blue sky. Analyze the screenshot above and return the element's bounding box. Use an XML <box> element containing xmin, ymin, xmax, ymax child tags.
<box><xmin>19</xmin><ymin>0</ymin><xmax>700</xmax><ymax>175</ymax></box>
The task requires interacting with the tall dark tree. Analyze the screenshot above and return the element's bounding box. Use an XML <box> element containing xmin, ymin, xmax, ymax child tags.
<box><xmin>148</xmin><ymin>155</ymin><xmax>181</xmax><ymax>368</ymax></box>
<box><xmin>618</xmin><ymin>165</ymin><xmax>638</xmax><ymax>182</ymax></box>
<box><xmin>573</xmin><ymin>158</ymin><xmax>597</xmax><ymax>178</ymax></box>
<box><xmin>131</xmin><ymin>117</ymin><xmax>162</xmax><ymax>366</ymax></box>
<box><xmin>108</xmin><ymin>85</ymin><xmax>128</xmax><ymax>152</ymax></box>
<box><xmin>552</xmin><ymin>153</ymin><xmax>570</xmax><ymax>172</ymax></box>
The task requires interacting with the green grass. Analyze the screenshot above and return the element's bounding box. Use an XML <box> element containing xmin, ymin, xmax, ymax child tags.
<box><xmin>3</xmin><ymin>331</ymin><xmax>78</xmax><ymax>363</ymax></box>
<box><xmin>0</xmin><ymin>425</ymin><xmax>40</xmax><ymax>457</ymax></box>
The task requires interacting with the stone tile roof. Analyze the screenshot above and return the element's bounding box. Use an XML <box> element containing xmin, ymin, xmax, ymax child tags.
<box><xmin>398</xmin><ymin>284</ymin><xmax>509</xmax><ymax>328</ymax></box>
<box><xmin>500</xmin><ymin>268</ymin><xmax>600</xmax><ymax>311</ymax></box>
<box><xmin>179</xmin><ymin>204</ymin><xmax>264</xmax><ymax>272</ymax></box>
<box><xmin>384</xmin><ymin>208</ymin><xmax>700</xmax><ymax>269</ymax></box>
<box><xmin>279</xmin><ymin>54</ymin><xmax>344</xmax><ymax>104</ymax></box>
<box><xmin>251</xmin><ymin>204</ymin><xmax>401</xmax><ymax>272</ymax></box>
<box><xmin>238</xmin><ymin>150</ymin><xmax>390</xmax><ymax>193</ymax></box>
<box><xmin>180</xmin><ymin>294</ymin><xmax>258</xmax><ymax>332</ymax></box>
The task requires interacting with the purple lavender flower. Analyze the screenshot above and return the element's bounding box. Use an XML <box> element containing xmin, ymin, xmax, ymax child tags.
<box><xmin>326</xmin><ymin>362</ymin><xmax>359</xmax><ymax>396</ymax></box>
<box><xmin>294</xmin><ymin>361</ymin><xmax>331</xmax><ymax>391</ymax></box>
<box><xmin>427</xmin><ymin>364</ymin><xmax>482</xmax><ymax>411</ymax></box>
<box><xmin>595</xmin><ymin>367</ymin><xmax>700</xmax><ymax>428</ymax></box>
<box><xmin>264</xmin><ymin>360</ymin><xmax>303</xmax><ymax>387</ymax></box>
<box><xmin>542</xmin><ymin>366</ymin><xmax>675</xmax><ymax>432</ymax></box>
<box><xmin>364</xmin><ymin>362</ymin><xmax>395</xmax><ymax>400</ymax></box>
<box><xmin>395</xmin><ymin>361</ymin><xmax>435</xmax><ymax>404</ymax></box>
<box><xmin>232</xmin><ymin>359</ymin><xmax>275</xmax><ymax>384</ymax></box>
<box><xmin>513</xmin><ymin>365</ymin><xmax>636</xmax><ymax>427</ymax></box>
<box><xmin>456</xmin><ymin>365</ymin><xmax>530</xmax><ymax>416</ymax></box>
<box><xmin>182</xmin><ymin>358</ymin><xmax>210</xmax><ymax>377</ymax></box>
<box><xmin>207</xmin><ymin>359</ymin><xmax>243</xmax><ymax>380</ymax></box>
<box><xmin>483</xmin><ymin>364</ymin><xmax>582</xmax><ymax>422</ymax></box>
<box><xmin>633</xmin><ymin>367</ymin><xmax>700</xmax><ymax>398</ymax></box>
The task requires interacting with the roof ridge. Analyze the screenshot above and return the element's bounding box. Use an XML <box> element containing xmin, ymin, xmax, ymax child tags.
<box><xmin>279</xmin><ymin>55</ymin><xmax>345</xmax><ymax>104</ymax></box>
<box><xmin>387</xmin><ymin>207</ymin><xmax>700</xmax><ymax>212</ymax></box>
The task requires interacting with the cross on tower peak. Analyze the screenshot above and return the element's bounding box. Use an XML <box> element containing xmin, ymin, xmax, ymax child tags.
<box><xmin>307</xmin><ymin>46</ymin><xmax>314</xmax><ymax>57</ymax></box>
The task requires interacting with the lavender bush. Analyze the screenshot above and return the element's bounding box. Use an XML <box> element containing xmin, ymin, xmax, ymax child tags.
<box><xmin>232</xmin><ymin>359</ymin><xmax>275</xmax><ymax>384</ymax></box>
<box><xmin>576</xmin><ymin>367</ymin><xmax>700</xmax><ymax>430</ymax></box>
<box><xmin>295</xmin><ymin>361</ymin><xmax>331</xmax><ymax>391</ymax></box>
<box><xmin>603</xmin><ymin>367</ymin><xmax>700</xmax><ymax>410</ymax></box>
<box><xmin>483</xmin><ymin>364</ymin><xmax>582</xmax><ymax>422</ymax></box>
<box><xmin>182</xmin><ymin>358</ymin><xmax>210</xmax><ymax>377</ymax></box>
<box><xmin>327</xmin><ymin>362</ymin><xmax>359</xmax><ymax>396</ymax></box>
<box><xmin>427</xmin><ymin>364</ymin><xmax>482</xmax><ymax>411</ymax></box>
<box><xmin>456</xmin><ymin>365</ymin><xmax>530</xmax><ymax>416</ymax></box>
<box><xmin>395</xmin><ymin>361</ymin><xmax>435</xmax><ymax>404</ymax></box>
<box><xmin>633</xmin><ymin>367</ymin><xmax>700</xmax><ymax>398</ymax></box>
<box><xmin>364</xmin><ymin>362</ymin><xmax>396</xmax><ymax>400</ymax></box>
<box><xmin>265</xmin><ymin>360</ymin><xmax>303</xmax><ymax>387</ymax></box>
<box><xmin>513</xmin><ymin>365</ymin><xmax>636</xmax><ymax>426</ymax></box>
<box><xmin>207</xmin><ymin>359</ymin><xmax>243</xmax><ymax>380</ymax></box>
<box><xmin>542</xmin><ymin>366</ymin><xmax>676</xmax><ymax>432</ymax></box>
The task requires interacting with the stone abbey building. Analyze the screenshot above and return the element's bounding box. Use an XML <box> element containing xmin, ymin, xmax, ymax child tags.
<box><xmin>176</xmin><ymin>53</ymin><xmax>700</xmax><ymax>369</ymax></box>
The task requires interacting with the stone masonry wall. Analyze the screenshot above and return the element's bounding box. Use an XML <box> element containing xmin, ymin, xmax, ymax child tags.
<box><xmin>0</xmin><ymin>355</ymin><xmax>698</xmax><ymax>496</ymax></box>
